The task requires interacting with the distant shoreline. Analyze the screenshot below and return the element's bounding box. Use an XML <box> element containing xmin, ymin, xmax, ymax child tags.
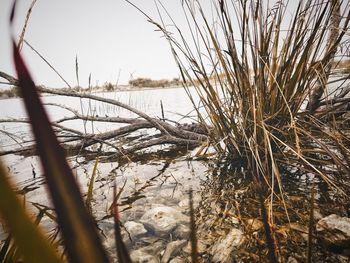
<box><xmin>0</xmin><ymin>76</ymin><xmax>185</xmax><ymax>100</ymax></box>
<box><xmin>0</xmin><ymin>84</ymin><xmax>184</xmax><ymax>100</ymax></box>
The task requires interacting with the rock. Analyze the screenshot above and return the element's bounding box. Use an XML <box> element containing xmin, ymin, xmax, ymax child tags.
<box><xmin>130</xmin><ymin>249</ymin><xmax>159</xmax><ymax>263</ymax></box>
<box><xmin>316</xmin><ymin>214</ymin><xmax>350</xmax><ymax>251</ymax></box>
<box><xmin>140</xmin><ymin>206</ymin><xmax>189</xmax><ymax>236</ymax></box>
<box><xmin>141</xmin><ymin>239</ymin><xmax>166</xmax><ymax>255</ymax></box>
<box><xmin>138</xmin><ymin>236</ymin><xmax>162</xmax><ymax>245</ymax></box>
<box><xmin>161</xmin><ymin>240</ymin><xmax>187</xmax><ymax>263</ymax></box>
<box><xmin>178</xmin><ymin>194</ymin><xmax>200</xmax><ymax>208</ymax></box>
<box><xmin>210</xmin><ymin>228</ymin><xmax>244</xmax><ymax>263</ymax></box>
<box><xmin>169</xmin><ymin>257</ymin><xmax>185</xmax><ymax>263</ymax></box>
<box><xmin>178</xmin><ymin>199</ymin><xmax>188</xmax><ymax>208</ymax></box>
<box><xmin>99</xmin><ymin>220</ymin><xmax>114</xmax><ymax>237</ymax></box>
<box><xmin>173</xmin><ymin>224</ymin><xmax>190</xmax><ymax>239</ymax></box>
<box><xmin>121</xmin><ymin>206</ymin><xmax>146</xmax><ymax>221</ymax></box>
<box><xmin>124</xmin><ymin>221</ymin><xmax>147</xmax><ymax>239</ymax></box>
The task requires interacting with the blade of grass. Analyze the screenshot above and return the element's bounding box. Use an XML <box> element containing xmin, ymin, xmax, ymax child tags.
<box><xmin>17</xmin><ymin>0</ymin><xmax>37</xmax><ymax>51</ymax></box>
<box><xmin>307</xmin><ymin>184</ymin><xmax>315</xmax><ymax>263</ymax></box>
<box><xmin>86</xmin><ymin>157</ymin><xmax>99</xmax><ymax>212</ymax></box>
<box><xmin>0</xmin><ymin>161</ymin><xmax>62</xmax><ymax>263</ymax></box>
<box><xmin>0</xmin><ymin>235</ymin><xmax>12</xmax><ymax>262</ymax></box>
<box><xmin>23</xmin><ymin>40</ymin><xmax>72</xmax><ymax>89</ymax></box>
<box><xmin>112</xmin><ymin>181</ymin><xmax>132</xmax><ymax>263</ymax></box>
<box><xmin>189</xmin><ymin>189</ymin><xmax>198</xmax><ymax>263</ymax></box>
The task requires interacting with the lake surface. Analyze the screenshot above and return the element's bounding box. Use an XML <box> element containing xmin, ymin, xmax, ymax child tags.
<box><xmin>0</xmin><ymin>87</ymin><xmax>202</xmax><ymax>181</ymax></box>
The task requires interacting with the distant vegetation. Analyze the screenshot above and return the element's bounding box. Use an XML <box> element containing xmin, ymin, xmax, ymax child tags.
<box><xmin>0</xmin><ymin>78</ymin><xmax>182</xmax><ymax>99</ymax></box>
<box><xmin>128</xmin><ymin>77</ymin><xmax>181</xmax><ymax>88</ymax></box>
<box><xmin>0</xmin><ymin>86</ymin><xmax>20</xmax><ymax>99</ymax></box>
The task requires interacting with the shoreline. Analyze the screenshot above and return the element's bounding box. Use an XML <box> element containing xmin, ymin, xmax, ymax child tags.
<box><xmin>0</xmin><ymin>84</ymin><xmax>184</xmax><ymax>100</ymax></box>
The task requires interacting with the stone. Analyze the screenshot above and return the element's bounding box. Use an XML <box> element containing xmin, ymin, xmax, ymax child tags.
<box><xmin>210</xmin><ymin>228</ymin><xmax>244</xmax><ymax>263</ymax></box>
<box><xmin>140</xmin><ymin>206</ymin><xmax>189</xmax><ymax>237</ymax></box>
<box><xmin>124</xmin><ymin>221</ymin><xmax>147</xmax><ymax>239</ymax></box>
<box><xmin>169</xmin><ymin>257</ymin><xmax>185</xmax><ymax>263</ymax></box>
<box><xmin>140</xmin><ymin>239</ymin><xmax>166</xmax><ymax>255</ymax></box>
<box><xmin>178</xmin><ymin>194</ymin><xmax>200</xmax><ymax>208</ymax></box>
<box><xmin>316</xmin><ymin>214</ymin><xmax>350</xmax><ymax>250</ymax></box>
<box><xmin>99</xmin><ymin>220</ymin><xmax>114</xmax><ymax>237</ymax></box>
<box><xmin>161</xmin><ymin>240</ymin><xmax>187</xmax><ymax>263</ymax></box>
<box><xmin>183</xmin><ymin>239</ymin><xmax>208</xmax><ymax>254</ymax></box>
<box><xmin>130</xmin><ymin>249</ymin><xmax>160</xmax><ymax>263</ymax></box>
<box><xmin>173</xmin><ymin>224</ymin><xmax>190</xmax><ymax>239</ymax></box>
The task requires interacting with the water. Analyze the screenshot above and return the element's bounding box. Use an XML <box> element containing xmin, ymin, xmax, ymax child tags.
<box><xmin>0</xmin><ymin>86</ymin><xmax>206</xmax><ymax>208</ymax></box>
<box><xmin>0</xmin><ymin>87</ymin><xmax>202</xmax><ymax>181</ymax></box>
<box><xmin>0</xmin><ymin>86</ymin><xmax>210</xmax><ymax>260</ymax></box>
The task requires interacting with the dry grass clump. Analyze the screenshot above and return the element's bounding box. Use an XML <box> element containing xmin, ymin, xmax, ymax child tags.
<box><xmin>147</xmin><ymin>0</ymin><xmax>350</xmax><ymax>189</ymax></box>
<box><xmin>136</xmin><ymin>0</ymin><xmax>350</xmax><ymax>259</ymax></box>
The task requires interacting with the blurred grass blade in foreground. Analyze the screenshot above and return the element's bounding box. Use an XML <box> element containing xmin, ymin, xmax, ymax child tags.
<box><xmin>86</xmin><ymin>157</ymin><xmax>99</xmax><ymax>213</ymax></box>
<box><xmin>113</xmin><ymin>181</ymin><xmax>132</xmax><ymax>263</ymax></box>
<box><xmin>0</xmin><ymin>161</ymin><xmax>62</xmax><ymax>263</ymax></box>
<box><xmin>189</xmin><ymin>189</ymin><xmax>198</xmax><ymax>263</ymax></box>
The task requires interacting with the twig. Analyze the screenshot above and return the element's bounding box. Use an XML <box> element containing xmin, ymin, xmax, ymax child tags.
<box><xmin>23</xmin><ymin>40</ymin><xmax>72</xmax><ymax>88</ymax></box>
<box><xmin>17</xmin><ymin>0</ymin><xmax>38</xmax><ymax>51</ymax></box>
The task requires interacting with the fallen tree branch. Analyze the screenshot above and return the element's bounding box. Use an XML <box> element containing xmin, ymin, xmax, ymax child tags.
<box><xmin>0</xmin><ymin>71</ymin><xmax>209</xmax><ymax>159</ymax></box>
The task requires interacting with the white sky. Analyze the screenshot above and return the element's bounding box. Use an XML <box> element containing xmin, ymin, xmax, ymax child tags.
<box><xmin>0</xmin><ymin>1</ymin><xmax>330</xmax><ymax>90</ymax></box>
<box><xmin>0</xmin><ymin>1</ymin><xmax>196</xmax><ymax>89</ymax></box>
